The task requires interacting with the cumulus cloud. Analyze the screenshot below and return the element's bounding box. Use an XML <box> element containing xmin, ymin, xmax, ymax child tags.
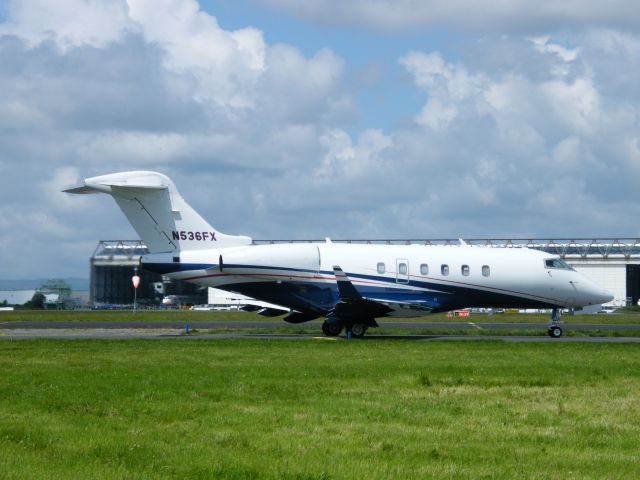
<box><xmin>0</xmin><ymin>0</ymin><xmax>134</xmax><ymax>49</ymax></box>
<box><xmin>531</xmin><ymin>36</ymin><xmax>580</xmax><ymax>63</ymax></box>
<box><xmin>0</xmin><ymin>0</ymin><xmax>355</xmax><ymax>276</ymax></box>
<box><xmin>262</xmin><ymin>0</ymin><xmax>640</xmax><ymax>32</ymax></box>
<box><xmin>400</xmin><ymin>52</ymin><xmax>487</xmax><ymax>130</ymax></box>
<box><xmin>315</xmin><ymin>129</ymin><xmax>392</xmax><ymax>180</ymax></box>
<box><xmin>2</xmin><ymin>0</ymin><xmax>640</xmax><ymax>279</ymax></box>
<box><xmin>392</xmin><ymin>35</ymin><xmax>640</xmax><ymax>237</ymax></box>
<box><xmin>128</xmin><ymin>0</ymin><xmax>266</xmax><ymax>108</ymax></box>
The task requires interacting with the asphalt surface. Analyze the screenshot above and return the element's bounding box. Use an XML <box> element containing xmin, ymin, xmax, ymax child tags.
<box><xmin>2</xmin><ymin>320</ymin><xmax>640</xmax><ymax>331</ymax></box>
<box><xmin>2</xmin><ymin>320</ymin><xmax>640</xmax><ymax>342</ymax></box>
<box><xmin>2</xmin><ymin>330</ymin><xmax>640</xmax><ymax>342</ymax></box>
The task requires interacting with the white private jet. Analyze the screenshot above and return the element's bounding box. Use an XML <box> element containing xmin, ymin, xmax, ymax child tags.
<box><xmin>66</xmin><ymin>171</ymin><xmax>613</xmax><ymax>338</ymax></box>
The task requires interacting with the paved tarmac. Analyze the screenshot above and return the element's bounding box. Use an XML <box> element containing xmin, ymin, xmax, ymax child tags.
<box><xmin>1</xmin><ymin>320</ymin><xmax>640</xmax><ymax>342</ymax></box>
<box><xmin>2</xmin><ymin>330</ymin><xmax>640</xmax><ymax>342</ymax></box>
<box><xmin>2</xmin><ymin>320</ymin><xmax>640</xmax><ymax>331</ymax></box>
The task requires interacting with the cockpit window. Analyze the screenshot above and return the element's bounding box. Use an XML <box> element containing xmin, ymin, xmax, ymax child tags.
<box><xmin>544</xmin><ymin>258</ymin><xmax>574</xmax><ymax>270</ymax></box>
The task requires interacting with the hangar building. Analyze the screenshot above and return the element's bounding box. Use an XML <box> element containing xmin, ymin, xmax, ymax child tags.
<box><xmin>90</xmin><ymin>241</ymin><xmax>206</xmax><ymax>307</ymax></box>
<box><xmin>89</xmin><ymin>238</ymin><xmax>640</xmax><ymax>308</ymax></box>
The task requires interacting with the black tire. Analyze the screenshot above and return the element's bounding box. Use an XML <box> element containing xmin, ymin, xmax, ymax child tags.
<box><xmin>350</xmin><ymin>323</ymin><xmax>367</xmax><ymax>338</ymax></box>
<box><xmin>548</xmin><ymin>326</ymin><xmax>563</xmax><ymax>338</ymax></box>
<box><xmin>322</xmin><ymin>321</ymin><xmax>342</xmax><ymax>337</ymax></box>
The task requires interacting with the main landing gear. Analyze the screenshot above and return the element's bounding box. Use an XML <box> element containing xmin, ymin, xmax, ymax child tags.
<box><xmin>321</xmin><ymin>319</ymin><xmax>370</xmax><ymax>338</ymax></box>
<box><xmin>348</xmin><ymin>323</ymin><xmax>368</xmax><ymax>339</ymax></box>
<box><xmin>321</xmin><ymin>321</ymin><xmax>343</xmax><ymax>337</ymax></box>
<box><xmin>547</xmin><ymin>308</ymin><xmax>563</xmax><ymax>338</ymax></box>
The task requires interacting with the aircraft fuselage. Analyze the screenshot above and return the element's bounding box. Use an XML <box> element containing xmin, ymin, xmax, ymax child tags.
<box><xmin>141</xmin><ymin>242</ymin><xmax>612</xmax><ymax>318</ymax></box>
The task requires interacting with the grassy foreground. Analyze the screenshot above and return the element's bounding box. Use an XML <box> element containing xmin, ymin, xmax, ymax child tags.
<box><xmin>1</xmin><ymin>340</ymin><xmax>639</xmax><ymax>479</ymax></box>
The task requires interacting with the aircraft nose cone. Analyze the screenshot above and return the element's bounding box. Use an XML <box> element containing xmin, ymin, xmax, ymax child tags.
<box><xmin>586</xmin><ymin>285</ymin><xmax>614</xmax><ymax>305</ymax></box>
<box><xmin>599</xmin><ymin>289</ymin><xmax>615</xmax><ymax>305</ymax></box>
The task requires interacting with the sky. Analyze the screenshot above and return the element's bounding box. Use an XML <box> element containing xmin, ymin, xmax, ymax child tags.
<box><xmin>1</xmin><ymin>0</ymin><xmax>640</xmax><ymax>279</ymax></box>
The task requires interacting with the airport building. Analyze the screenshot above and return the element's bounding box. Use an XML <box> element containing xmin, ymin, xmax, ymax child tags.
<box><xmin>90</xmin><ymin>241</ymin><xmax>206</xmax><ymax>307</ymax></box>
<box><xmin>90</xmin><ymin>238</ymin><xmax>640</xmax><ymax>308</ymax></box>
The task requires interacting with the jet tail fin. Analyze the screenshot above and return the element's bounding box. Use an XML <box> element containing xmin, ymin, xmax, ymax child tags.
<box><xmin>64</xmin><ymin>171</ymin><xmax>251</xmax><ymax>253</ymax></box>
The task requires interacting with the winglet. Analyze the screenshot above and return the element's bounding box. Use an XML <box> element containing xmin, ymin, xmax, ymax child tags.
<box><xmin>333</xmin><ymin>265</ymin><xmax>362</xmax><ymax>300</ymax></box>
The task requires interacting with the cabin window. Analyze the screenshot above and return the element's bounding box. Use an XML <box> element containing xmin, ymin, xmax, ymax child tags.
<box><xmin>377</xmin><ymin>262</ymin><xmax>385</xmax><ymax>274</ymax></box>
<box><xmin>544</xmin><ymin>258</ymin><xmax>574</xmax><ymax>270</ymax></box>
<box><xmin>482</xmin><ymin>265</ymin><xmax>490</xmax><ymax>277</ymax></box>
<box><xmin>441</xmin><ymin>264</ymin><xmax>449</xmax><ymax>276</ymax></box>
<box><xmin>398</xmin><ymin>263</ymin><xmax>408</xmax><ymax>275</ymax></box>
<box><xmin>420</xmin><ymin>263</ymin><xmax>429</xmax><ymax>275</ymax></box>
<box><xmin>461</xmin><ymin>265</ymin><xmax>470</xmax><ymax>276</ymax></box>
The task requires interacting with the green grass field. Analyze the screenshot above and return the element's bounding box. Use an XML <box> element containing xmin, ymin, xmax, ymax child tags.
<box><xmin>1</xmin><ymin>339</ymin><xmax>639</xmax><ymax>479</ymax></box>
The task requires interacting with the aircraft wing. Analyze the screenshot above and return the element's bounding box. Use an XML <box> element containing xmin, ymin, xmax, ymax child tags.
<box><xmin>331</xmin><ymin>265</ymin><xmax>433</xmax><ymax>320</ymax></box>
<box><xmin>331</xmin><ymin>266</ymin><xmax>391</xmax><ymax>320</ymax></box>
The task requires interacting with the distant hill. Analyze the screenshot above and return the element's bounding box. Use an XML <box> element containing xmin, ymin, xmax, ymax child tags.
<box><xmin>0</xmin><ymin>278</ymin><xmax>89</xmax><ymax>291</ymax></box>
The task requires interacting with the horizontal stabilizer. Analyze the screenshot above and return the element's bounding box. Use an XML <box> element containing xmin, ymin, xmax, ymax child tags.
<box><xmin>63</xmin><ymin>186</ymin><xmax>100</xmax><ymax>195</ymax></box>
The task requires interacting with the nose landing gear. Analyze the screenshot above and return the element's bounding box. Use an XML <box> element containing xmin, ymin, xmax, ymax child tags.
<box><xmin>547</xmin><ymin>308</ymin><xmax>563</xmax><ymax>338</ymax></box>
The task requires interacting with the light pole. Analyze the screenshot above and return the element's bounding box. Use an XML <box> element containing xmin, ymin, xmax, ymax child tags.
<box><xmin>132</xmin><ymin>269</ymin><xmax>140</xmax><ymax>314</ymax></box>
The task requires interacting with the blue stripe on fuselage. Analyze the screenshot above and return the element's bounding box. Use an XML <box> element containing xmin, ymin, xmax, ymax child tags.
<box><xmin>141</xmin><ymin>262</ymin><xmax>215</xmax><ymax>274</ymax></box>
<box><xmin>140</xmin><ymin>262</ymin><xmax>559</xmax><ymax>312</ymax></box>
<box><xmin>224</xmin><ymin>280</ymin><xmax>556</xmax><ymax>316</ymax></box>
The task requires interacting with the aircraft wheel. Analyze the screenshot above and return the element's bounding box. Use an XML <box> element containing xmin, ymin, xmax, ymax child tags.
<box><xmin>350</xmin><ymin>323</ymin><xmax>367</xmax><ymax>338</ymax></box>
<box><xmin>548</xmin><ymin>326</ymin><xmax>563</xmax><ymax>338</ymax></box>
<box><xmin>322</xmin><ymin>321</ymin><xmax>342</xmax><ymax>337</ymax></box>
